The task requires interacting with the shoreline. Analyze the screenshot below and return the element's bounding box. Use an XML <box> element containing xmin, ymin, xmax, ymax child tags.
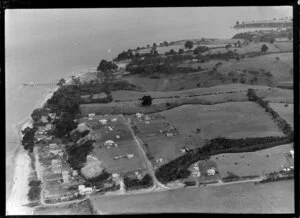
<box><xmin>6</xmin><ymin>71</ymin><xmax>90</xmax><ymax>215</ymax></box>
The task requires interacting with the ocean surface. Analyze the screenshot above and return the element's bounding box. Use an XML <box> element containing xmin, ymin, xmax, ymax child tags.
<box><xmin>5</xmin><ymin>7</ymin><xmax>292</xmax><ymax>200</ymax></box>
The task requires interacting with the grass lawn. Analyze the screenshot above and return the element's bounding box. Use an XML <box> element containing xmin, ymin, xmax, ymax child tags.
<box><xmin>210</xmin><ymin>143</ymin><xmax>294</xmax><ymax>179</ymax></box>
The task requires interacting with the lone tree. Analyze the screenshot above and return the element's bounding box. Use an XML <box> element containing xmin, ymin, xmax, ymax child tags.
<box><xmin>184</xmin><ymin>40</ymin><xmax>194</xmax><ymax>49</ymax></box>
<box><xmin>261</xmin><ymin>44</ymin><xmax>268</xmax><ymax>54</ymax></box>
<box><xmin>140</xmin><ymin>95</ymin><xmax>153</xmax><ymax>106</ymax></box>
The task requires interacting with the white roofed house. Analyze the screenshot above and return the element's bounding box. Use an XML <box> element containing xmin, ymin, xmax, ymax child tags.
<box><xmin>98</xmin><ymin>119</ymin><xmax>107</xmax><ymax>125</ymax></box>
<box><xmin>103</xmin><ymin>140</ymin><xmax>117</xmax><ymax>148</ymax></box>
<box><xmin>91</xmin><ymin>92</ymin><xmax>109</xmax><ymax>102</ymax></box>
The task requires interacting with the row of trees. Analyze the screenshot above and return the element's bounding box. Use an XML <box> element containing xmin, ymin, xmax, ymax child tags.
<box><xmin>123</xmin><ymin>174</ymin><xmax>153</xmax><ymax>191</ymax></box>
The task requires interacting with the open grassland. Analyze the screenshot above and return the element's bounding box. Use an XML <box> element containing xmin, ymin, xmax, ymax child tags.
<box><xmin>90</xmin><ymin>180</ymin><xmax>294</xmax><ymax>214</ymax></box>
<box><xmin>210</xmin><ymin>143</ymin><xmax>294</xmax><ymax>179</ymax></box>
<box><xmin>34</xmin><ymin>200</ymin><xmax>93</xmax><ymax>215</ymax></box>
<box><xmin>158</xmin><ymin>102</ymin><xmax>285</xmax><ymax>139</ymax></box>
<box><xmin>269</xmin><ymin>103</ymin><xmax>293</xmax><ymax>127</ymax></box>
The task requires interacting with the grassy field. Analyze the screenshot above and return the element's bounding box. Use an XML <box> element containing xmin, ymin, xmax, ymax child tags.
<box><xmin>84</xmin><ymin>115</ymin><xmax>146</xmax><ymax>175</ymax></box>
<box><xmin>269</xmin><ymin>103</ymin><xmax>293</xmax><ymax>127</ymax></box>
<box><xmin>158</xmin><ymin>102</ymin><xmax>285</xmax><ymax>140</ymax></box>
<box><xmin>210</xmin><ymin>143</ymin><xmax>294</xmax><ymax>179</ymax></box>
<box><xmin>90</xmin><ymin>180</ymin><xmax>294</xmax><ymax>214</ymax></box>
<box><xmin>34</xmin><ymin>200</ymin><xmax>93</xmax><ymax>215</ymax></box>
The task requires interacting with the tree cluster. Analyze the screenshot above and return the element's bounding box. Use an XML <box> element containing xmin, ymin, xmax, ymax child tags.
<box><xmin>184</xmin><ymin>40</ymin><xmax>194</xmax><ymax>49</ymax></box>
<box><xmin>97</xmin><ymin>59</ymin><xmax>118</xmax><ymax>72</ymax></box>
<box><xmin>21</xmin><ymin>126</ymin><xmax>38</xmax><ymax>152</ymax></box>
<box><xmin>66</xmin><ymin>140</ymin><xmax>94</xmax><ymax>170</ymax></box>
<box><xmin>193</xmin><ymin>46</ymin><xmax>209</xmax><ymax>55</ymax></box>
<box><xmin>124</xmin><ymin>174</ymin><xmax>153</xmax><ymax>191</ymax></box>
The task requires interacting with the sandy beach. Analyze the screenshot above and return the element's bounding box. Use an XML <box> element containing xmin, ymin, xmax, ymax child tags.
<box><xmin>6</xmin><ymin>120</ymin><xmax>34</xmax><ymax>215</ymax></box>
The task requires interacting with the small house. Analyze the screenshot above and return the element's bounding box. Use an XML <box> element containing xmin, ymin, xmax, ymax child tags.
<box><xmin>112</xmin><ymin>173</ymin><xmax>119</xmax><ymax>179</ymax></box>
<box><xmin>72</xmin><ymin>170</ymin><xmax>78</xmax><ymax>177</ymax></box>
<box><xmin>111</xmin><ymin>118</ymin><xmax>118</xmax><ymax>122</ymax></box>
<box><xmin>91</xmin><ymin>92</ymin><xmax>108</xmax><ymax>101</ymax></box>
<box><xmin>62</xmin><ymin>171</ymin><xmax>70</xmax><ymax>183</ymax></box>
<box><xmin>104</xmin><ymin>140</ymin><xmax>115</xmax><ymax>147</ymax></box>
<box><xmin>127</xmin><ymin>154</ymin><xmax>134</xmax><ymax>159</ymax></box>
<box><xmin>45</xmin><ymin>124</ymin><xmax>53</xmax><ymax>131</ymax></box>
<box><xmin>290</xmin><ymin>150</ymin><xmax>294</xmax><ymax>159</ymax></box>
<box><xmin>116</xmin><ymin>135</ymin><xmax>120</xmax><ymax>139</ymax></box>
<box><xmin>166</xmin><ymin>133</ymin><xmax>173</xmax><ymax>137</ymax></box>
<box><xmin>88</xmin><ymin>113</ymin><xmax>96</xmax><ymax>118</ymax></box>
<box><xmin>207</xmin><ymin>168</ymin><xmax>216</xmax><ymax>176</ymax></box>
<box><xmin>136</xmin><ymin>112</ymin><xmax>143</xmax><ymax>118</ymax></box>
<box><xmin>48</xmin><ymin>113</ymin><xmax>56</xmax><ymax>120</ymax></box>
<box><xmin>144</xmin><ymin>115</ymin><xmax>151</xmax><ymax>121</ymax></box>
<box><xmin>50</xmin><ymin>149</ymin><xmax>62</xmax><ymax>156</ymax></box>
<box><xmin>98</xmin><ymin>119</ymin><xmax>107</xmax><ymax>125</ymax></box>
<box><xmin>49</xmin><ymin>143</ymin><xmax>58</xmax><ymax>149</ymax></box>
<box><xmin>108</xmin><ymin>126</ymin><xmax>113</xmax><ymax>131</ymax></box>
<box><xmin>80</xmin><ymin>95</ymin><xmax>91</xmax><ymax>103</ymax></box>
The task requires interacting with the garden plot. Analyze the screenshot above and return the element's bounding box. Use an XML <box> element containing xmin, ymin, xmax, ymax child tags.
<box><xmin>210</xmin><ymin>143</ymin><xmax>293</xmax><ymax>180</ymax></box>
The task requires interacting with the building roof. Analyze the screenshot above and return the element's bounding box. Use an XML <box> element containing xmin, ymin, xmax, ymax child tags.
<box><xmin>91</xmin><ymin>92</ymin><xmax>108</xmax><ymax>100</ymax></box>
